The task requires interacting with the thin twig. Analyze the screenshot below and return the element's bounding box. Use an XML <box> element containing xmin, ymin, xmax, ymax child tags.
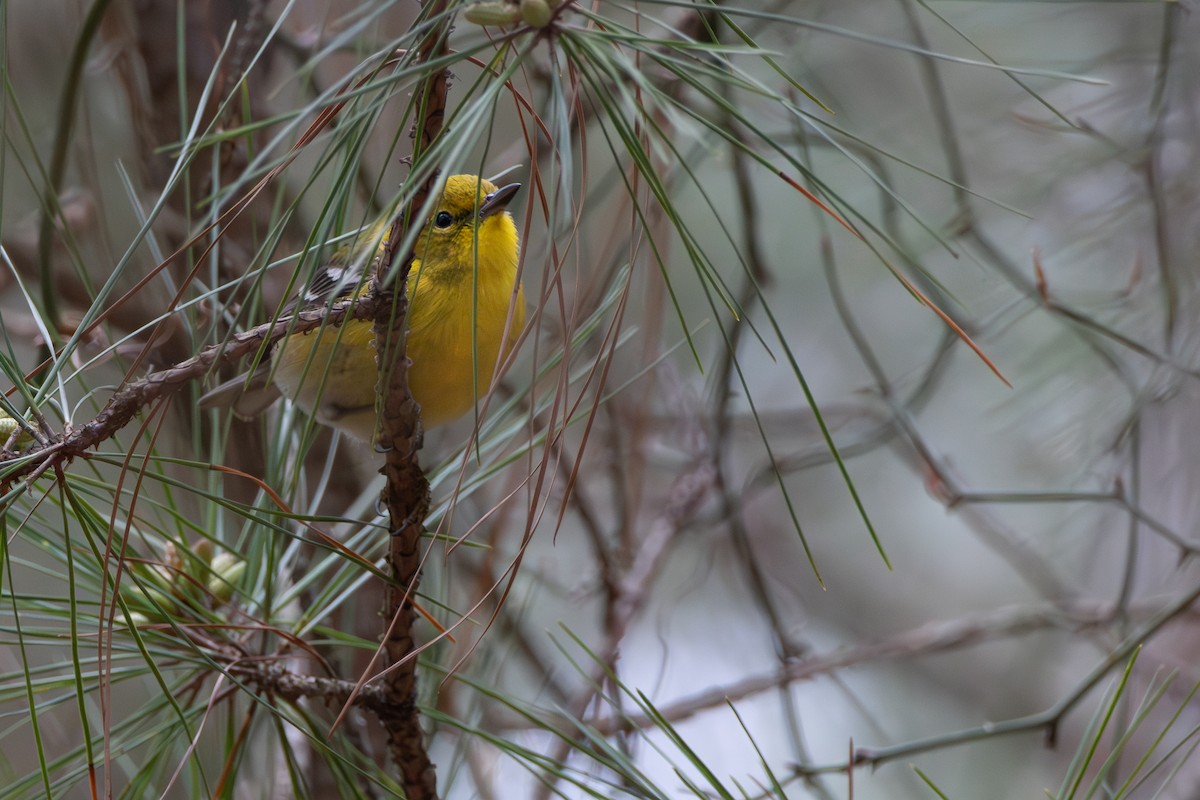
<box><xmin>549</xmin><ymin>598</ymin><xmax>1181</xmax><ymax>738</ymax></box>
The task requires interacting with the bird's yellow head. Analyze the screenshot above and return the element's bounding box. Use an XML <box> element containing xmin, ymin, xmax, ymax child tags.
<box><xmin>413</xmin><ymin>175</ymin><xmax>521</xmax><ymax>286</ymax></box>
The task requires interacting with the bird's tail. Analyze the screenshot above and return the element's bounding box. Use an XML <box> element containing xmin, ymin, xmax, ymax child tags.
<box><xmin>198</xmin><ymin>364</ymin><xmax>282</xmax><ymax>419</ymax></box>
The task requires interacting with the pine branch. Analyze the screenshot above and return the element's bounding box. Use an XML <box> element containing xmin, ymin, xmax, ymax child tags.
<box><xmin>0</xmin><ymin>295</ymin><xmax>375</xmax><ymax>487</ymax></box>
<box><xmin>367</xmin><ymin>3</ymin><xmax>454</xmax><ymax>797</ymax></box>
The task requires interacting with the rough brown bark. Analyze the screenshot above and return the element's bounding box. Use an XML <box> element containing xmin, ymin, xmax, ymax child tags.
<box><xmin>369</xmin><ymin>5</ymin><xmax>453</xmax><ymax>797</ymax></box>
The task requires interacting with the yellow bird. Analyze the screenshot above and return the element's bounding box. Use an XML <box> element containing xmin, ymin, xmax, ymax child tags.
<box><xmin>201</xmin><ymin>174</ymin><xmax>525</xmax><ymax>441</ymax></box>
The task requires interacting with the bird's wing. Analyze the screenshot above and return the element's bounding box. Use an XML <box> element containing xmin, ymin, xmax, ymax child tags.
<box><xmin>200</xmin><ymin>220</ymin><xmax>385</xmax><ymax>417</ymax></box>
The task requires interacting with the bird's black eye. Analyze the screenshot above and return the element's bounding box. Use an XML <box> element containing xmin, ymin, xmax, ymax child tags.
<box><xmin>434</xmin><ymin>211</ymin><xmax>453</xmax><ymax>229</ymax></box>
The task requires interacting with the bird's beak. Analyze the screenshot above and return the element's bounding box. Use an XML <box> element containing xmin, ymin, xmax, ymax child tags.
<box><xmin>479</xmin><ymin>183</ymin><xmax>521</xmax><ymax>219</ymax></box>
